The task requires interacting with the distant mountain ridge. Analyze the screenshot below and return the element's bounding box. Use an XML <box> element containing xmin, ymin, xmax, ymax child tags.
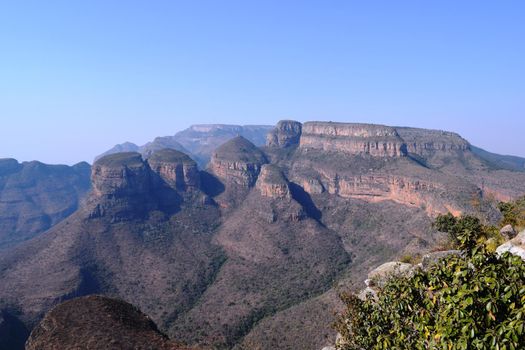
<box><xmin>95</xmin><ymin>124</ymin><xmax>273</xmax><ymax>168</ymax></box>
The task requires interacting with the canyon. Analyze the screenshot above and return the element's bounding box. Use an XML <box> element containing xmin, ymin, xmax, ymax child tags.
<box><xmin>1</xmin><ymin>120</ymin><xmax>525</xmax><ymax>350</ymax></box>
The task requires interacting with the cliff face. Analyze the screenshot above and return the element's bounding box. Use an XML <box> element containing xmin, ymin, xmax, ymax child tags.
<box><xmin>90</xmin><ymin>150</ymin><xmax>205</xmax><ymax>220</ymax></box>
<box><xmin>256</xmin><ymin>165</ymin><xmax>291</xmax><ymax>199</ymax></box>
<box><xmin>396</xmin><ymin>127</ymin><xmax>470</xmax><ymax>156</ymax></box>
<box><xmin>299</xmin><ymin>122</ymin><xmax>407</xmax><ymax>157</ymax></box>
<box><xmin>267</xmin><ymin>120</ymin><xmax>303</xmax><ymax>148</ymax></box>
<box><xmin>91</xmin><ymin>153</ymin><xmax>151</xmax><ymax>198</ymax></box>
<box><xmin>293</xmin><ymin>170</ymin><xmax>466</xmax><ymax>216</ymax></box>
<box><xmin>147</xmin><ymin>149</ymin><xmax>200</xmax><ymax>191</ymax></box>
<box><xmin>209</xmin><ymin>136</ymin><xmax>267</xmax><ymax>188</ymax></box>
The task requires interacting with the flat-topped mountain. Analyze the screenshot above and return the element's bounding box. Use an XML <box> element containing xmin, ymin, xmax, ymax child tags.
<box><xmin>2</xmin><ymin>119</ymin><xmax>525</xmax><ymax>350</ymax></box>
<box><xmin>0</xmin><ymin>158</ymin><xmax>90</xmax><ymax>251</ymax></box>
<box><xmin>300</xmin><ymin>122</ymin><xmax>407</xmax><ymax>157</ymax></box>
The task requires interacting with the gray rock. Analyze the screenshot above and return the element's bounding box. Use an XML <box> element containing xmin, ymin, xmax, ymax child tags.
<box><xmin>367</xmin><ymin>261</ymin><xmax>413</xmax><ymax>287</ymax></box>
<box><xmin>496</xmin><ymin>230</ymin><xmax>525</xmax><ymax>260</ymax></box>
<box><xmin>422</xmin><ymin>250</ymin><xmax>461</xmax><ymax>269</ymax></box>
<box><xmin>500</xmin><ymin>224</ymin><xmax>517</xmax><ymax>240</ymax></box>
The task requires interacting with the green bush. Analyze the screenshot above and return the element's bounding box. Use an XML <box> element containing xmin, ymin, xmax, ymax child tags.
<box><xmin>335</xmin><ymin>217</ymin><xmax>525</xmax><ymax>350</ymax></box>
<box><xmin>498</xmin><ymin>196</ymin><xmax>525</xmax><ymax>230</ymax></box>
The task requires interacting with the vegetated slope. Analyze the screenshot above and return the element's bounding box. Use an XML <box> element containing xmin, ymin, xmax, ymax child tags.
<box><xmin>2</xmin><ymin>120</ymin><xmax>525</xmax><ymax>350</ymax></box>
<box><xmin>0</xmin><ymin>158</ymin><xmax>91</xmax><ymax>251</ymax></box>
<box><xmin>95</xmin><ymin>124</ymin><xmax>273</xmax><ymax>168</ymax></box>
<box><xmin>470</xmin><ymin>145</ymin><xmax>525</xmax><ymax>172</ymax></box>
<box><xmin>25</xmin><ymin>295</ymin><xmax>193</xmax><ymax>350</ymax></box>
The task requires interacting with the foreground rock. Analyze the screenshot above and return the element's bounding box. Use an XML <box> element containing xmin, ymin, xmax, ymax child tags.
<box><xmin>25</xmin><ymin>295</ymin><xmax>192</xmax><ymax>350</ymax></box>
<box><xmin>497</xmin><ymin>230</ymin><xmax>525</xmax><ymax>260</ymax></box>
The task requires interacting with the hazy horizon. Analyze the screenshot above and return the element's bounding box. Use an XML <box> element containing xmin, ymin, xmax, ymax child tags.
<box><xmin>1</xmin><ymin>1</ymin><xmax>524</xmax><ymax>164</ymax></box>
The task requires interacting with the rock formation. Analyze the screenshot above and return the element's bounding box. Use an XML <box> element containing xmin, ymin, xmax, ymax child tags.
<box><xmin>299</xmin><ymin>122</ymin><xmax>407</xmax><ymax>157</ymax></box>
<box><xmin>256</xmin><ymin>164</ymin><xmax>291</xmax><ymax>199</ymax></box>
<box><xmin>95</xmin><ymin>124</ymin><xmax>273</xmax><ymax>168</ymax></box>
<box><xmin>25</xmin><ymin>295</ymin><xmax>192</xmax><ymax>350</ymax></box>
<box><xmin>266</xmin><ymin>120</ymin><xmax>302</xmax><ymax>148</ymax></box>
<box><xmin>147</xmin><ymin>149</ymin><xmax>200</xmax><ymax>191</ymax></box>
<box><xmin>209</xmin><ymin>136</ymin><xmax>267</xmax><ymax>188</ymax></box>
<box><xmin>396</xmin><ymin>127</ymin><xmax>470</xmax><ymax>157</ymax></box>
<box><xmin>497</xmin><ymin>229</ymin><xmax>525</xmax><ymax>260</ymax></box>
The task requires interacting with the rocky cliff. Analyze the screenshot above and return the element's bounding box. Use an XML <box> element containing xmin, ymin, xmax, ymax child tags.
<box><xmin>209</xmin><ymin>136</ymin><xmax>267</xmax><ymax>188</ymax></box>
<box><xmin>267</xmin><ymin>120</ymin><xmax>303</xmax><ymax>148</ymax></box>
<box><xmin>299</xmin><ymin>122</ymin><xmax>407</xmax><ymax>157</ymax></box>
<box><xmin>147</xmin><ymin>149</ymin><xmax>200</xmax><ymax>191</ymax></box>
<box><xmin>256</xmin><ymin>164</ymin><xmax>291</xmax><ymax>199</ymax></box>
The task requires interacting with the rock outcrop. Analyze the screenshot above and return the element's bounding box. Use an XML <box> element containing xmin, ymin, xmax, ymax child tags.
<box><xmin>91</xmin><ymin>152</ymin><xmax>151</xmax><ymax>198</ymax></box>
<box><xmin>256</xmin><ymin>165</ymin><xmax>291</xmax><ymax>199</ymax></box>
<box><xmin>147</xmin><ymin>149</ymin><xmax>200</xmax><ymax>191</ymax></box>
<box><xmin>294</xmin><ymin>171</ymin><xmax>467</xmax><ymax>216</ymax></box>
<box><xmin>25</xmin><ymin>295</ymin><xmax>191</xmax><ymax>350</ymax></box>
<box><xmin>497</xmin><ymin>230</ymin><xmax>525</xmax><ymax>260</ymax></box>
<box><xmin>266</xmin><ymin>120</ymin><xmax>302</xmax><ymax>148</ymax></box>
<box><xmin>500</xmin><ymin>224</ymin><xmax>517</xmax><ymax>240</ymax></box>
<box><xmin>396</xmin><ymin>127</ymin><xmax>470</xmax><ymax>157</ymax></box>
<box><xmin>299</xmin><ymin>122</ymin><xmax>407</xmax><ymax>157</ymax></box>
<box><xmin>209</xmin><ymin>136</ymin><xmax>267</xmax><ymax>188</ymax></box>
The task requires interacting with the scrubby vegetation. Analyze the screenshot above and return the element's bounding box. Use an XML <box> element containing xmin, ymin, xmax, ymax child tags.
<box><xmin>498</xmin><ymin>196</ymin><xmax>525</xmax><ymax>231</ymax></box>
<box><xmin>335</xmin><ymin>206</ymin><xmax>525</xmax><ymax>350</ymax></box>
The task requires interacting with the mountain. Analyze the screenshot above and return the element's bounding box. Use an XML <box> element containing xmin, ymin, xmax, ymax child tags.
<box><xmin>173</xmin><ymin>124</ymin><xmax>273</xmax><ymax>167</ymax></box>
<box><xmin>95</xmin><ymin>124</ymin><xmax>273</xmax><ymax>168</ymax></box>
<box><xmin>1</xmin><ymin>120</ymin><xmax>525</xmax><ymax>349</ymax></box>
<box><xmin>25</xmin><ymin>295</ymin><xmax>193</xmax><ymax>350</ymax></box>
<box><xmin>471</xmin><ymin>145</ymin><xmax>525</xmax><ymax>172</ymax></box>
<box><xmin>0</xmin><ymin>159</ymin><xmax>91</xmax><ymax>251</ymax></box>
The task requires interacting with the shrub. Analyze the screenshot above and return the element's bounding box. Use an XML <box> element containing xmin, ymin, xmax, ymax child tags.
<box><xmin>335</xmin><ymin>216</ymin><xmax>525</xmax><ymax>350</ymax></box>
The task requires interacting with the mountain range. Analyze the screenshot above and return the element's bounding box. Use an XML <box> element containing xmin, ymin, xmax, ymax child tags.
<box><xmin>1</xmin><ymin>120</ymin><xmax>525</xmax><ymax>350</ymax></box>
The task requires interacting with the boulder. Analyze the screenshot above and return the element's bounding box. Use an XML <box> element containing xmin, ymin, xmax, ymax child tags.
<box><xmin>367</xmin><ymin>261</ymin><xmax>413</xmax><ymax>287</ymax></box>
<box><xmin>421</xmin><ymin>250</ymin><xmax>462</xmax><ymax>269</ymax></box>
<box><xmin>500</xmin><ymin>224</ymin><xmax>517</xmax><ymax>240</ymax></box>
<box><xmin>496</xmin><ymin>230</ymin><xmax>525</xmax><ymax>260</ymax></box>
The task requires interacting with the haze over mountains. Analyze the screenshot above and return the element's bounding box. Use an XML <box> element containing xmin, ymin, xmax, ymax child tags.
<box><xmin>1</xmin><ymin>120</ymin><xmax>525</xmax><ymax>349</ymax></box>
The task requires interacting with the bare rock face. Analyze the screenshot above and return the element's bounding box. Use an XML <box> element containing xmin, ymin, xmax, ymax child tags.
<box><xmin>396</xmin><ymin>127</ymin><xmax>470</xmax><ymax>157</ymax></box>
<box><xmin>147</xmin><ymin>149</ymin><xmax>200</xmax><ymax>191</ymax></box>
<box><xmin>299</xmin><ymin>122</ymin><xmax>407</xmax><ymax>157</ymax></box>
<box><xmin>256</xmin><ymin>164</ymin><xmax>291</xmax><ymax>199</ymax></box>
<box><xmin>89</xmin><ymin>152</ymin><xmax>154</xmax><ymax>219</ymax></box>
<box><xmin>266</xmin><ymin>120</ymin><xmax>303</xmax><ymax>148</ymax></box>
<box><xmin>294</xmin><ymin>170</ymin><xmax>467</xmax><ymax>216</ymax></box>
<box><xmin>209</xmin><ymin>136</ymin><xmax>267</xmax><ymax>188</ymax></box>
<box><xmin>25</xmin><ymin>295</ymin><xmax>191</xmax><ymax>350</ymax></box>
<box><xmin>92</xmin><ymin>152</ymin><xmax>150</xmax><ymax>197</ymax></box>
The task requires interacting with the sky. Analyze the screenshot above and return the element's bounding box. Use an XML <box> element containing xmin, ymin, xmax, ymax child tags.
<box><xmin>0</xmin><ymin>1</ymin><xmax>524</xmax><ymax>164</ymax></box>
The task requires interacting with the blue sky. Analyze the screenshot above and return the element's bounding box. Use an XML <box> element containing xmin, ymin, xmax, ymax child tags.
<box><xmin>0</xmin><ymin>1</ymin><xmax>523</xmax><ymax>164</ymax></box>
